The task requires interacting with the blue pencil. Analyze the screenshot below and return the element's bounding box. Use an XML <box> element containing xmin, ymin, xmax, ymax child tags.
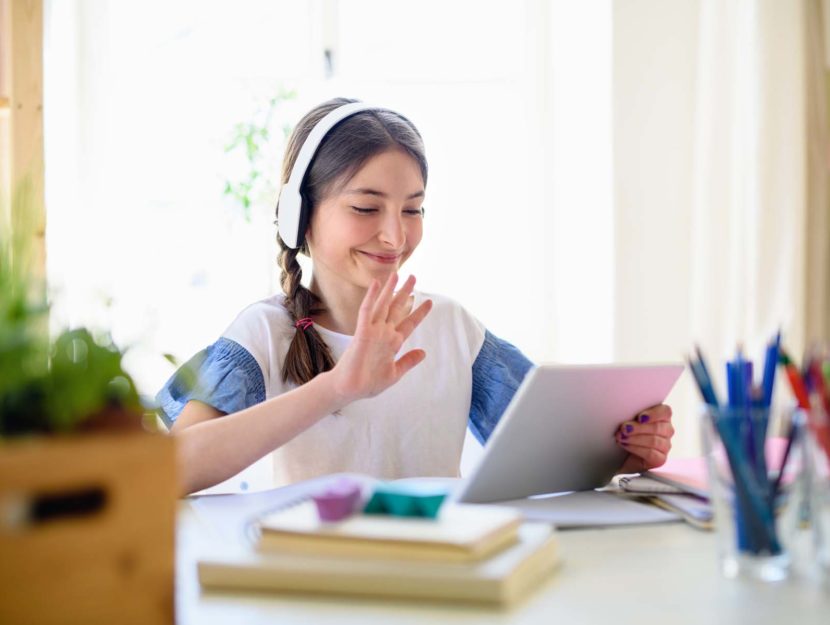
<box><xmin>761</xmin><ymin>331</ymin><xmax>781</xmax><ymax>408</ymax></box>
<box><xmin>692</xmin><ymin>345</ymin><xmax>720</xmax><ymax>407</ymax></box>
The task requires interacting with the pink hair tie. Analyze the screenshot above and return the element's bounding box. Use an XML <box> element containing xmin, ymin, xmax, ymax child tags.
<box><xmin>294</xmin><ymin>317</ymin><xmax>314</xmax><ymax>331</ymax></box>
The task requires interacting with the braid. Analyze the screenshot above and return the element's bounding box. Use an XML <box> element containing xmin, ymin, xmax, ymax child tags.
<box><xmin>278</xmin><ymin>245</ymin><xmax>336</xmax><ymax>386</ymax></box>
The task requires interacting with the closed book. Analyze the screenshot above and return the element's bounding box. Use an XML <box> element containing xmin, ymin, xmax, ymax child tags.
<box><xmin>257</xmin><ymin>501</ymin><xmax>523</xmax><ymax>563</ymax></box>
<box><xmin>198</xmin><ymin>521</ymin><xmax>558</xmax><ymax>607</ymax></box>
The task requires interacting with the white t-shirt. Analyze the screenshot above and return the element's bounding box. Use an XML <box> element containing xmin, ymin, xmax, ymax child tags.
<box><xmin>221</xmin><ymin>291</ymin><xmax>486</xmax><ymax>486</ymax></box>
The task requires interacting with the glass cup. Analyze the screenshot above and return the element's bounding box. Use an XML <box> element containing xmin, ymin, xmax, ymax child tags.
<box><xmin>700</xmin><ymin>405</ymin><xmax>806</xmax><ymax>582</ymax></box>
<box><xmin>804</xmin><ymin>409</ymin><xmax>830</xmax><ymax>573</ymax></box>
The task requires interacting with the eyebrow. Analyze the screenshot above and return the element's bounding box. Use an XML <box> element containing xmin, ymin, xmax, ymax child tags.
<box><xmin>345</xmin><ymin>187</ymin><xmax>425</xmax><ymax>201</ymax></box>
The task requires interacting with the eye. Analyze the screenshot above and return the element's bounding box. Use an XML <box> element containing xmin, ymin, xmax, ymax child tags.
<box><xmin>351</xmin><ymin>206</ymin><xmax>378</xmax><ymax>215</ymax></box>
<box><xmin>403</xmin><ymin>207</ymin><xmax>425</xmax><ymax>217</ymax></box>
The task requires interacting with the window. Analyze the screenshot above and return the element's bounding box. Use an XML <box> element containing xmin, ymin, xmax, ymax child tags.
<box><xmin>44</xmin><ymin>0</ymin><xmax>613</xmax><ymax>490</ymax></box>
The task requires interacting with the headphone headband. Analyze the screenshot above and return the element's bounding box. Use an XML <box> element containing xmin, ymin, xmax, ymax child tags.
<box><xmin>277</xmin><ymin>102</ymin><xmax>381</xmax><ymax>249</ymax></box>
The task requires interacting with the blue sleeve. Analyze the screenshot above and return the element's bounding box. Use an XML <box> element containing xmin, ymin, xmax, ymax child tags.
<box><xmin>155</xmin><ymin>337</ymin><xmax>266</xmax><ymax>428</ymax></box>
<box><xmin>468</xmin><ymin>330</ymin><xmax>535</xmax><ymax>445</ymax></box>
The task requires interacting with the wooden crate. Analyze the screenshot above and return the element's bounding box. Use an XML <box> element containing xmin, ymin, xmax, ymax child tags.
<box><xmin>0</xmin><ymin>431</ymin><xmax>177</xmax><ymax>625</ymax></box>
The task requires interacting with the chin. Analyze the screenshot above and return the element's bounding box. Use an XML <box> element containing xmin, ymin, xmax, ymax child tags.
<box><xmin>366</xmin><ymin>267</ymin><xmax>398</xmax><ymax>284</ymax></box>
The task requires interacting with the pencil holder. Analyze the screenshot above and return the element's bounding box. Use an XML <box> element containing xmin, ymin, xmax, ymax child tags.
<box><xmin>700</xmin><ymin>405</ymin><xmax>806</xmax><ymax>582</ymax></box>
<box><xmin>804</xmin><ymin>408</ymin><xmax>830</xmax><ymax>574</ymax></box>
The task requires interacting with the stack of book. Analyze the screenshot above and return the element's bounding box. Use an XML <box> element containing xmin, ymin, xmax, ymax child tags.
<box><xmin>197</xmin><ymin>498</ymin><xmax>559</xmax><ymax>607</ymax></box>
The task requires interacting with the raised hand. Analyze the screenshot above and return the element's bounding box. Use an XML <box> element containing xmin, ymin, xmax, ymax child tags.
<box><xmin>615</xmin><ymin>404</ymin><xmax>674</xmax><ymax>473</ymax></box>
<box><xmin>330</xmin><ymin>273</ymin><xmax>432</xmax><ymax>405</ymax></box>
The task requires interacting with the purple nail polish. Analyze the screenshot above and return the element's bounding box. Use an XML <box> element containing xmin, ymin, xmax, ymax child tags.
<box><xmin>619</xmin><ymin>432</ymin><xmax>628</xmax><ymax>440</ymax></box>
<box><xmin>625</xmin><ymin>424</ymin><xmax>634</xmax><ymax>433</ymax></box>
<box><xmin>638</xmin><ymin>414</ymin><xmax>650</xmax><ymax>424</ymax></box>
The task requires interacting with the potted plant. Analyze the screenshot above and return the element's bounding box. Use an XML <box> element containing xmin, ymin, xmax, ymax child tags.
<box><xmin>0</xmin><ymin>183</ymin><xmax>177</xmax><ymax>625</ymax></box>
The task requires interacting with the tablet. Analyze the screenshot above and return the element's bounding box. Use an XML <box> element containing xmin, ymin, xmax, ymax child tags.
<box><xmin>455</xmin><ymin>363</ymin><xmax>684</xmax><ymax>504</ymax></box>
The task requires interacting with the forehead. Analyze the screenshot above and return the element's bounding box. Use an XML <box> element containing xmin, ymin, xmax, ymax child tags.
<box><xmin>337</xmin><ymin>149</ymin><xmax>425</xmax><ymax>197</ymax></box>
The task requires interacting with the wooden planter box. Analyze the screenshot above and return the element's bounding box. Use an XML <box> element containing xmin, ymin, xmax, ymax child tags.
<box><xmin>0</xmin><ymin>431</ymin><xmax>177</xmax><ymax>625</ymax></box>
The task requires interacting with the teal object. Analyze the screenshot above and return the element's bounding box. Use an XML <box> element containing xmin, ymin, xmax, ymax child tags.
<box><xmin>362</xmin><ymin>483</ymin><xmax>449</xmax><ymax>519</ymax></box>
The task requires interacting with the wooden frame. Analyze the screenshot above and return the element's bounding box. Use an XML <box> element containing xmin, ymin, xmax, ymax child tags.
<box><xmin>0</xmin><ymin>0</ymin><xmax>45</xmax><ymax>284</ymax></box>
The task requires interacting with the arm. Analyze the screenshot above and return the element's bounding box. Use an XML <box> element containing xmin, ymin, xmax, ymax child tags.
<box><xmin>172</xmin><ymin>371</ymin><xmax>345</xmax><ymax>495</ymax></box>
<box><xmin>172</xmin><ymin>273</ymin><xmax>432</xmax><ymax>496</ymax></box>
<box><xmin>468</xmin><ymin>331</ymin><xmax>534</xmax><ymax>444</ymax></box>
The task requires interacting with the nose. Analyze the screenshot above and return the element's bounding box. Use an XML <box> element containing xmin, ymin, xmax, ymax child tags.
<box><xmin>378</xmin><ymin>211</ymin><xmax>405</xmax><ymax>249</ymax></box>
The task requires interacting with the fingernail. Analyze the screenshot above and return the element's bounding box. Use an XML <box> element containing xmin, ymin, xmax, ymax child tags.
<box><xmin>625</xmin><ymin>424</ymin><xmax>634</xmax><ymax>434</ymax></box>
<box><xmin>619</xmin><ymin>431</ymin><xmax>628</xmax><ymax>440</ymax></box>
<box><xmin>638</xmin><ymin>414</ymin><xmax>650</xmax><ymax>424</ymax></box>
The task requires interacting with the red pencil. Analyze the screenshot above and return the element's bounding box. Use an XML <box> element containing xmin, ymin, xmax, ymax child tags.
<box><xmin>781</xmin><ymin>351</ymin><xmax>830</xmax><ymax>461</ymax></box>
<box><xmin>808</xmin><ymin>360</ymin><xmax>830</xmax><ymax>416</ymax></box>
<box><xmin>779</xmin><ymin>350</ymin><xmax>811</xmax><ymax>410</ymax></box>
<box><xmin>807</xmin><ymin>359</ymin><xmax>830</xmax><ymax>461</ymax></box>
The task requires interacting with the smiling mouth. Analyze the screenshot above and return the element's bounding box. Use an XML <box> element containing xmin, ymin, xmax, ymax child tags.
<box><xmin>358</xmin><ymin>251</ymin><xmax>402</xmax><ymax>264</ymax></box>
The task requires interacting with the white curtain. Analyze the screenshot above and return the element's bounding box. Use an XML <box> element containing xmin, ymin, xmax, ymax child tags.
<box><xmin>613</xmin><ymin>0</ymin><xmax>827</xmax><ymax>455</ymax></box>
<box><xmin>690</xmin><ymin>0</ymin><xmax>807</xmax><ymax>367</ymax></box>
<box><xmin>806</xmin><ymin>0</ymin><xmax>830</xmax><ymax>344</ymax></box>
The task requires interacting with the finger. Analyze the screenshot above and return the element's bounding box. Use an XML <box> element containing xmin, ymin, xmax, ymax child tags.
<box><xmin>388</xmin><ymin>275</ymin><xmax>416</xmax><ymax>324</ymax></box>
<box><xmin>634</xmin><ymin>404</ymin><xmax>672</xmax><ymax>424</ymax></box>
<box><xmin>357</xmin><ymin>279</ymin><xmax>381</xmax><ymax>328</ymax></box>
<box><xmin>371</xmin><ymin>272</ymin><xmax>399</xmax><ymax>323</ymax></box>
<box><xmin>396</xmin><ymin>299</ymin><xmax>433</xmax><ymax>339</ymax></box>
<box><xmin>389</xmin><ymin>295</ymin><xmax>415</xmax><ymax>327</ymax></box>
<box><xmin>616</xmin><ymin>441</ymin><xmax>669</xmax><ymax>469</ymax></box>
<box><xmin>618</xmin><ymin>421</ymin><xmax>675</xmax><ymax>438</ymax></box>
<box><xmin>393</xmin><ymin>348</ymin><xmax>427</xmax><ymax>381</ymax></box>
<box><xmin>617</xmin><ymin>433</ymin><xmax>672</xmax><ymax>454</ymax></box>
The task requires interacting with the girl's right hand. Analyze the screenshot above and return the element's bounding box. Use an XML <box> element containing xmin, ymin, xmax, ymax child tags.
<box><xmin>329</xmin><ymin>273</ymin><xmax>432</xmax><ymax>405</ymax></box>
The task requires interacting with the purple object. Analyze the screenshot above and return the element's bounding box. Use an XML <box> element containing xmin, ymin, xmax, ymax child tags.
<box><xmin>311</xmin><ymin>478</ymin><xmax>363</xmax><ymax>522</ymax></box>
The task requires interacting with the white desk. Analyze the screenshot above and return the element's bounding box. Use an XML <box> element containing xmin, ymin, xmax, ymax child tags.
<box><xmin>176</xmin><ymin>502</ymin><xmax>830</xmax><ymax>625</ymax></box>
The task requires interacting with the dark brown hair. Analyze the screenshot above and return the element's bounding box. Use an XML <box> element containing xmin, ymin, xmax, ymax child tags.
<box><xmin>275</xmin><ymin>97</ymin><xmax>428</xmax><ymax>386</ymax></box>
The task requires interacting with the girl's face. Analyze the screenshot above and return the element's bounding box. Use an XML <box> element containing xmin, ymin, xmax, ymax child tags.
<box><xmin>306</xmin><ymin>148</ymin><xmax>425</xmax><ymax>291</ymax></box>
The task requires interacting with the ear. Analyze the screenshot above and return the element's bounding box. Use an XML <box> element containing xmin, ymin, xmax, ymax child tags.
<box><xmin>303</xmin><ymin>222</ymin><xmax>314</xmax><ymax>247</ymax></box>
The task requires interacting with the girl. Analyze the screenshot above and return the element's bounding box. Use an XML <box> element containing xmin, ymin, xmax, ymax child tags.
<box><xmin>158</xmin><ymin>97</ymin><xmax>674</xmax><ymax>496</ymax></box>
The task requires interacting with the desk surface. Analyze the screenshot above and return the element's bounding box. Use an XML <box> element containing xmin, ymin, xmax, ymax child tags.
<box><xmin>177</xmin><ymin>502</ymin><xmax>830</xmax><ymax>625</ymax></box>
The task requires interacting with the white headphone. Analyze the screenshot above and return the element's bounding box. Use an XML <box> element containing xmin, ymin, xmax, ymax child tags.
<box><xmin>277</xmin><ymin>101</ymin><xmax>381</xmax><ymax>249</ymax></box>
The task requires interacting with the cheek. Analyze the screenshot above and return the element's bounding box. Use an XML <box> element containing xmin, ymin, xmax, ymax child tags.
<box><xmin>406</xmin><ymin>221</ymin><xmax>423</xmax><ymax>249</ymax></box>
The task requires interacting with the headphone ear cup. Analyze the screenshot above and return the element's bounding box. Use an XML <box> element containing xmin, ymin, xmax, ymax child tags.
<box><xmin>296</xmin><ymin>194</ymin><xmax>312</xmax><ymax>249</ymax></box>
<box><xmin>277</xmin><ymin>186</ymin><xmax>303</xmax><ymax>248</ymax></box>
<box><xmin>278</xmin><ymin>102</ymin><xmax>379</xmax><ymax>249</ymax></box>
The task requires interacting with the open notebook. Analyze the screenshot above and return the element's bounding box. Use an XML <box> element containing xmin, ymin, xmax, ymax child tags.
<box><xmin>189</xmin><ymin>473</ymin><xmax>680</xmax><ymax>548</ymax></box>
<box><xmin>190</xmin><ymin>472</ymin><xmax>682</xmax><ymax>606</ymax></box>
